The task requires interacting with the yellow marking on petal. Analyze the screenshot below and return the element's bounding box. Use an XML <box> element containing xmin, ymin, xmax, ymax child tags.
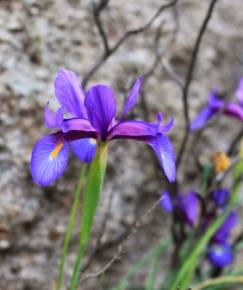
<box><xmin>212</xmin><ymin>151</ymin><xmax>231</xmax><ymax>174</ymax></box>
<box><xmin>50</xmin><ymin>142</ymin><xmax>64</xmax><ymax>160</ymax></box>
<box><xmin>89</xmin><ymin>138</ymin><xmax>96</xmax><ymax>145</ymax></box>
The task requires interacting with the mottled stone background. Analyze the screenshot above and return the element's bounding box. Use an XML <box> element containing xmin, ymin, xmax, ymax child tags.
<box><xmin>0</xmin><ymin>0</ymin><xmax>242</xmax><ymax>289</ymax></box>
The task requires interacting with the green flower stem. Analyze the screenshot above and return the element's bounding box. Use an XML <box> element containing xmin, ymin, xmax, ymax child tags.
<box><xmin>169</xmin><ymin>178</ymin><xmax>241</xmax><ymax>290</ymax></box>
<box><xmin>70</xmin><ymin>142</ymin><xmax>108</xmax><ymax>290</ymax></box>
<box><xmin>193</xmin><ymin>275</ymin><xmax>243</xmax><ymax>290</ymax></box>
<box><xmin>55</xmin><ymin>164</ymin><xmax>88</xmax><ymax>290</ymax></box>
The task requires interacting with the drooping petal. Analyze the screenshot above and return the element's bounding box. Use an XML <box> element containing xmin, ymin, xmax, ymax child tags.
<box><xmin>211</xmin><ymin>188</ymin><xmax>230</xmax><ymax>208</ymax></box>
<box><xmin>120</xmin><ymin>76</ymin><xmax>143</xmax><ymax>119</ymax></box>
<box><xmin>224</xmin><ymin>102</ymin><xmax>243</xmax><ymax>120</ymax></box>
<box><xmin>144</xmin><ymin>134</ymin><xmax>176</xmax><ymax>183</ymax></box>
<box><xmin>207</xmin><ymin>243</ymin><xmax>233</xmax><ymax>268</ymax></box>
<box><xmin>70</xmin><ymin>138</ymin><xmax>96</xmax><ymax>163</ymax></box>
<box><xmin>54</xmin><ymin>69</ymin><xmax>87</xmax><ymax>118</ymax></box>
<box><xmin>108</xmin><ymin>120</ymin><xmax>159</xmax><ymax>140</ymax></box>
<box><xmin>236</xmin><ymin>77</ymin><xmax>243</xmax><ymax>106</ymax></box>
<box><xmin>30</xmin><ymin>132</ymin><xmax>69</xmax><ymax>186</ymax></box>
<box><xmin>213</xmin><ymin>209</ymin><xmax>238</xmax><ymax>243</ymax></box>
<box><xmin>85</xmin><ymin>84</ymin><xmax>117</xmax><ymax>139</ymax></box>
<box><xmin>44</xmin><ymin>103</ymin><xmax>64</xmax><ymax>128</ymax></box>
<box><xmin>160</xmin><ymin>191</ymin><xmax>174</xmax><ymax>212</ymax></box>
<box><xmin>177</xmin><ymin>191</ymin><xmax>200</xmax><ymax>227</ymax></box>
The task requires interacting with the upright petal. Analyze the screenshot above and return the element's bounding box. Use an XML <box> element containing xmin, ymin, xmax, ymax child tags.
<box><xmin>207</xmin><ymin>243</ymin><xmax>233</xmax><ymax>268</ymax></box>
<box><xmin>44</xmin><ymin>103</ymin><xmax>64</xmax><ymax>128</ymax></box>
<box><xmin>120</xmin><ymin>76</ymin><xmax>143</xmax><ymax>119</ymax></box>
<box><xmin>144</xmin><ymin>134</ymin><xmax>176</xmax><ymax>183</ymax></box>
<box><xmin>177</xmin><ymin>191</ymin><xmax>200</xmax><ymax>227</ymax></box>
<box><xmin>30</xmin><ymin>132</ymin><xmax>69</xmax><ymax>186</ymax></box>
<box><xmin>70</xmin><ymin>138</ymin><xmax>96</xmax><ymax>163</ymax></box>
<box><xmin>159</xmin><ymin>116</ymin><xmax>174</xmax><ymax>133</ymax></box>
<box><xmin>108</xmin><ymin>120</ymin><xmax>158</xmax><ymax>140</ymax></box>
<box><xmin>236</xmin><ymin>77</ymin><xmax>243</xmax><ymax>106</ymax></box>
<box><xmin>54</xmin><ymin>69</ymin><xmax>87</xmax><ymax>118</ymax></box>
<box><xmin>85</xmin><ymin>84</ymin><xmax>117</xmax><ymax>139</ymax></box>
<box><xmin>160</xmin><ymin>191</ymin><xmax>174</xmax><ymax>212</ymax></box>
<box><xmin>62</xmin><ymin>118</ymin><xmax>96</xmax><ymax>135</ymax></box>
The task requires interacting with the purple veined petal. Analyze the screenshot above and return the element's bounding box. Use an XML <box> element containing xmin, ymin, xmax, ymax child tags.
<box><xmin>120</xmin><ymin>76</ymin><xmax>143</xmax><ymax>119</ymax></box>
<box><xmin>207</xmin><ymin>243</ymin><xmax>233</xmax><ymax>268</ymax></box>
<box><xmin>54</xmin><ymin>69</ymin><xmax>87</xmax><ymax>118</ymax></box>
<box><xmin>70</xmin><ymin>138</ymin><xmax>96</xmax><ymax>163</ymax></box>
<box><xmin>177</xmin><ymin>191</ymin><xmax>200</xmax><ymax>227</ymax></box>
<box><xmin>213</xmin><ymin>209</ymin><xmax>238</xmax><ymax>243</ymax></box>
<box><xmin>44</xmin><ymin>102</ymin><xmax>64</xmax><ymax>128</ymax></box>
<box><xmin>160</xmin><ymin>191</ymin><xmax>174</xmax><ymax>212</ymax></box>
<box><xmin>144</xmin><ymin>133</ymin><xmax>176</xmax><ymax>183</ymax></box>
<box><xmin>108</xmin><ymin>120</ymin><xmax>159</xmax><ymax>140</ymax></box>
<box><xmin>62</xmin><ymin>118</ymin><xmax>96</xmax><ymax>134</ymax></box>
<box><xmin>235</xmin><ymin>77</ymin><xmax>243</xmax><ymax>106</ymax></box>
<box><xmin>30</xmin><ymin>132</ymin><xmax>69</xmax><ymax>186</ymax></box>
<box><xmin>211</xmin><ymin>188</ymin><xmax>230</xmax><ymax>208</ymax></box>
<box><xmin>160</xmin><ymin>116</ymin><xmax>174</xmax><ymax>133</ymax></box>
<box><xmin>85</xmin><ymin>84</ymin><xmax>117</xmax><ymax>139</ymax></box>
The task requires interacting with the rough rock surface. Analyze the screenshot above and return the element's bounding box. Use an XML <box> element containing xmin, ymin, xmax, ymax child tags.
<box><xmin>0</xmin><ymin>0</ymin><xmax>242</xmax><ymax>289</ymax></box>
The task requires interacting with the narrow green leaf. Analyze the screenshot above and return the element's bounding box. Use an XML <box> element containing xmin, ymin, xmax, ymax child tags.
<box><xmin>54</xmin><ymin>164</ymin><xmax>88</xmax><ymax>290</ymax></box>
<box><xmin>70</xmin><ymin>142</ymin><xmax>108</xmax><ymax>290</ymax></box>
<box><xmin>193</xmin><ymin>275</ymin><xmax>243</xmax><ymax>290</ymax></box>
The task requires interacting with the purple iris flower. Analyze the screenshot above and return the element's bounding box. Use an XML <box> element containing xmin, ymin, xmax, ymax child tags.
<box><xmin>211</xmin><ymin>188</ymin><xmax>230</xmax><ymax>208</ymax></box>
<box><xmin>207</xmin><ymin>243</ymin><xmax>233</xmax><ymax>268</ymax></box>
<box><xmin>190</xmin><ymin>83</ymin><xmax>243</xmax><ymax>130</ymax></box>
<box><xmin>213</xmin><ymin>209</ymin><xmax>238</xmax><ymax>243</ymax></box>
<box><xmin>30</xmin><ymin>69</ymin><xmax>176</xmax><ymax>186</ymax></box>
<box><xmin>160</xmin><ymin>191</ymin><xmax>200</xmax><ymax>227</ymax></box>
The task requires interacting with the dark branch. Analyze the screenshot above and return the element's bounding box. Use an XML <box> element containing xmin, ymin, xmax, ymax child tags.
<box><xmin>176</xmin><ymin>0</ymin><xmax>219</xmax><ymax>168</ymax></box>
<box><xmin>82</xmin><ymin>0</ymin><xmax>179</xmax><ymax>88</ymax></box>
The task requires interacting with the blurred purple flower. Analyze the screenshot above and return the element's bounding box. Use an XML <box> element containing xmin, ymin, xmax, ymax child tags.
<box><xmin>31</xmin><ymin>69</ymin><xmax>176</xmax><ymax>186</ymax></box>
<box><xmin>211</xmin><ymin>188</ymin><xmax>230</xmax><ymax>208</ymax></box>
<box><xmin>213</xmin><ymin>209</ymin><xmax>238</xmax><ymax>243</ymax></box>
<box><xmin>160</xmin><ymin>191</ymin><xmax>174</xmax><ymax>213</ymax></box>
<box><xmin>190</xmin><ymin>83</ymin><xmax>243</xmax><ymax>130</ymax></box>
<box><xmin>207</xmin><ymin>243</ymin><xmax>233</xmax><ymax>268</ymax></box>
<box><xmin>160</xmin><ymin>191</ymin><xmax>200</xmax><ymax>227</ymax></box>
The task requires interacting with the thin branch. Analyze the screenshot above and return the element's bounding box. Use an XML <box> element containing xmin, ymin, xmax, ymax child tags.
<box><xmin>82</xmin><ymin>0</ymin><xmax>179</xmax><ymax>88</ymax></box>
<box><xmin>79</xmin><ymin>196</ymin><xmax>163</xmax><ymax>283</ymax></box>
<box><xmin>176</xmin><ymin>0</ymin><xmax>219</xmax><ymax>168</ymax></box>
<box><xmin>227</xmin><ymin>127</ymin><xmax>243</xmax><ymax>155</ymax></box>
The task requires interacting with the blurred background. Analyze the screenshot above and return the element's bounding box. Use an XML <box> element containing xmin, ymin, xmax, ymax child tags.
<box><xmin>0</xmin><ymin>0</ymin><xmax>243</xmax><ymax>289</ymax></box>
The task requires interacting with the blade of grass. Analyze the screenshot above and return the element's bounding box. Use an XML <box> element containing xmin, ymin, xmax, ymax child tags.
<box><xmin>193</xmin><ymin>275</ymin><xmax>243</xmax><ymax>290</ymax></box>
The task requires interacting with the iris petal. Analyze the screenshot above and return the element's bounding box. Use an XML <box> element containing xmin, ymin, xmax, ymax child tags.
<box><xmin>144</xmin><ymin>134</ymin><xmax>176</xmax><ymax>183</ymax></box>
<box><xmin>62</xmin><ymin>118</ymin><xmax>96</xmax><ymax>134</ymax></box>
<box><xmin>85</xmin><ymin>84</ymin><xmax>117</xmax><ymax>139</ymax></box>
<box><xmin>44</xmin><ymin>103</ymin><xmax>64</xmax><ymax>128</ymax></box>
<box><xmin>160</xmin><ymin>116</ymin><xmax>174</xmax><ymax>133</ymax></box>
<box><xmin>109</xmin><ymin>120</ymin><xmax>158</xmax><ymax>140</ymax></box>
<box><xmin>30</xmin><ymin>132</ymin><xmax>69</xmax><ymax>186</ymax></box>
<box><xmin>177</xmin><ymin>191</ymin><xmax>200</xmax><ymax>227</ymax></box>
<box><xmin>236</xmin><ymin>78</ymin><xmax>243</xmax><ymax>106</ymax></box>
<box><xmin>213</xmin><ymin>209</ymin><xmax>238</xmax><ymax>243</ymax></box>
<box><xmin>70</xmin><ymin>138</ymin><xmax>96</xmax><ymax>163</ymax></box>
<box><xmin>190</xmin><ymin>107</ymin><xmax>215</xmax><ymax>130</ymax></box>
<box><xmin>207</xmin><ymin>243</ymin><xmax>233</xmax><ymax>268</ymax></box>
<box><xmin>120</xmin><ymin>76</ymin><xmax>143</xmax><ymax>119</ymax></box>
<box><xmin>54</xmin><ymin>69</ymin><xmax>87</xmax><ymax>118</ymax></box>
<box><xmin>160</xmin><ymin>191</ymin><xmax>174</xmax><ymax>212</ymax></box>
